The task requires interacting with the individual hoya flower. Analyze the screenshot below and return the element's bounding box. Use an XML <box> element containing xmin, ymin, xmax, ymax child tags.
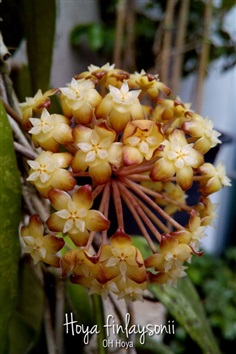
<box><xmin>76</xmin><ymin>62</ymin><xmax>116</xmax><ymax>82</ymax></box>
<box><xmin>152</xmin><ymin>97</ymin><xmax>191</xmax><ymax>127</ymax></box>
<box><xmin>20</xmin><ymin>88</ymin><xmax>57</xmax><ymax>130</ymax></box>
<box><xmin>21</xmin><ymin>214</ymin><xmax>65</xmax><ymax>267</ymax></box>
<box><xmin>128</xmin><ymin>70</ymin><xmax>171</xmax><ymax>99</ymax></box>
<box><xmin>72</xmin><ymin>121</ymin><xmax>123</xmax><ymax>184</ymax></box>
<box><xmin>198</xmin><ymin>162</ymin><xmax>231</xmax><ymax>195</ymax></box>
<box><xmin>145</xmin><ymin>233</ymin><xmax>193</xmax><ymax>273</ymax></box>
<box><xmin>59</xmin><ymin>78</ymin><xmax>102</xmax><ymax>123</ymax></box>
<box><xmin>122</xmin><ymin>120</ymin><xmax>164</xmax><ymax>165</ymax></box>
<box><xmin>96</xmin><ymin>81</ymin><xmax>144</xmax><ymax>132</ymax></box>
<box><xmin>148</xmin><ymin>262</ymin><xmax>187</xmax><ymax>287</ymax></box>
<box><xmin>60</xmin><ymin>248</ymin><xmax>100</xmax><ymax>290</ymax></box>
<box><xmin>27</xmin><ymin>151</ymin><xmax>76</xmax><ymax>197</ymax></box>
<box><xmin>99</xmin><ymin>229</ymin><xmax>147</xmax><ymax>284</ymax></box>
<box><xmin>174</xmin><ymin>210</ymin><xmax>206</xmax><ymax>250</ymax></box>
<box><xmin>116</xmin><ymin>278</ymin><xmax>148</xmax><ymax>303</ymax></box>
<box><xmin>182</xmin><ymin>115</ymin><xmax>222</xmax><ymax>154</ymax></box>
<box><xmin>195</xmin><ymin>197</ymin><xmax>218</xmax><ymax>226</ymax></box>
<box><xmin>46</xmin><ymin>186</ymin><xmax>110</xmax><ymax>246</ymax></box>
<box><xmin>150</xmin><ymin>129</ymin><xmax>204</xmax><ymax>190</ymax></box>
<box><xmin>28</xmin><ymin>108</ymin><xmax>73</xmax><ymax>152</ymax></box>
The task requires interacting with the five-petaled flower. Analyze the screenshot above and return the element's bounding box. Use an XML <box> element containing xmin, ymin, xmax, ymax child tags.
<box><xmin>46</xmin><ymin>186</ymin><xmax>110</xmax><ymax>246</ymax></box>
<box><xmin>150</xmin><ymin>129</ymin><xmax>203</xmax><ymax>190</ymax></box>
<box><xmin>72</xmin><ymin>121</ymin><xmax>123</xmax><ymax>184</ymax></box>
<box><xmin>21</xmin><ymin>214</ymin><xmax>64</xmax><ymax>267</ymax></box>
<box><xmin>27</xmin><ymin>151</ymin><xmax>76</xmax><ymax>197</ymax></box>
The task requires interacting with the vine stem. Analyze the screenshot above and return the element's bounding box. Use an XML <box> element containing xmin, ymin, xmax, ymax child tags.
<box><xmin>121</xmin><ymin>177</ymin><xmax>184</xmax><ymax>230</ymax></box>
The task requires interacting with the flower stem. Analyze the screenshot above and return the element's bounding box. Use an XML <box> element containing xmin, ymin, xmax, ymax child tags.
<box><xmin>111</xmin><ymin>179</ymin><xmax>124</xmax><ymax>230</ymax></box>
<box><xmin>122</xmin><ymin>177</ymin><xmax>184</xmax><ymax>230</ymax></box>
<box><xmin>118</xmin><ymin>181</ymin><xmax>158</xmax><ymax>252</ymax></box>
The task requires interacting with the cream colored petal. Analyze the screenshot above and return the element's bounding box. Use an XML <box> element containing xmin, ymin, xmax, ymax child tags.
<box><xmin>123</xmin><ymin>146</ymin><xmax>143</xmax><ymax>165</ymax></box>
<box><xmin>89</xmin><ymin>162</ymin><xmax>111</xmax><ymax>184</ymax></box>
<box><xmin>73</xmin><ymin>185</ymin><xmax>93</xmax><ymax>210</ymax></box>
<box><xmin>176</xmin><ymin>166</ymin><xmax>193</xmax><ymax>190</ymax></box>
<box><xmin>48</xmin><ymin>189</ymin><xmax>71</xmax><ymax>210</ymax></box>
<box><xmin>150</xmin><ymin>158</ymin><xmax>175</xmax><ymax>181</ymax></box>
<box><xmin>85</xmin><ymin>210</ymin><xmax>110</xmax><ymax>231</ymax></box>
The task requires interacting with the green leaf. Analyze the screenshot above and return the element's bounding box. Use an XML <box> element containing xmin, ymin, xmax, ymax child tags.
<box><xmin>132</xmin><ymin>235</ymin><xmax>157</xmax><ymax>258</ymax></box>
<box><xmin>9</xmin><ymin>261</ymin><xmax>45</xmax><ymax>354</ymax></box>
<box><xmin>150</xmin><ymin>277</ymin><xmax>221</xmax><ymax>354</ymax></box>
<box><xmin>21</xmin><ymin>0</ymin><xmax>56</xmax><ymax>93</ymax></box>
<box><xmin>66</xmin><ymin>281</ymin><xmax>94</xmax><ymax>327</ymax></box>
<box><xmin>87</xmin><ymin>24</ymin><xmax>104</xmax><ymax>50</ymax></box>
<box><xmin>0</xmin><ymin>101</ymin><xmax>21</xmax><ymax>354</ymax></box>
<box><xmin>136</xmin><ymin>336</ymin><xmax>175</xmax><ymax>354</ymax></box>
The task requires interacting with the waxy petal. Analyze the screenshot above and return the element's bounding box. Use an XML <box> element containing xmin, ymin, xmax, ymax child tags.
<box><xmin>150</xmin><ymin>158</ymin><xmax>175</xmax><ymax>181</ymax></box>
<box><xmin>73</xmin><ymin>185</ymin><xmax>93</xmax><ymax>210</ymax></box>
<box><xmin>85</xmin><ymin>210</ymin><xmax>110</xmax><ymax>231</ymax></box>
<box><xmin>89</xmin><ymin>162</ymin><xmax>112</xmax><ymax>184</ymax></box>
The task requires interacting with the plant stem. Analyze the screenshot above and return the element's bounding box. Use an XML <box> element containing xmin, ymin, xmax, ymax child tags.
<box><xmin>119</xmin><ymin>182</ymin><xmax>162</xmax><ymax>242</ymax></box>
<box><xmin>111</xmin><ymin>180</ymin><xmax>124</xmax><ymax>230</ymax></box>
<box><xmin>118</xmin><ymin>182</ymin><xmax>158</xmax><ymax>252</ymax></box>
<box><xmin>55</xmin><ymin>278</ymin><xmax>65</xmax><ymax>354</ymax></box>
<box><xmin>195</xmin><ymin>0</ymin><xmax>213</xmax><ymax>113</ymax></box>
<box><xmin>44</xmin><ymin>296</ymin><xmax>57</xmax><ymax>354</ymax></box>
<box><xmin>91</xmin><ymin>295</ymin><xmax>107</xmax><ymax>354</ymax></box>
<box><xmin>122</xmin><ymin>177</ymin><xmax>184</xmax><ymax>230</ymax></box>
<box><xmin>171</xmin><ymin>0</ymin><xmax>190</xmax><ymax>94</ymax></box>
<box><xmin>113</xmin><ymin>0</ymin><xmax>127</xmax><ymax>67</ymax></box>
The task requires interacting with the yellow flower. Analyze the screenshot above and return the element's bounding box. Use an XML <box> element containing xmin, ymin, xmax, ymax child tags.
<box><xmin>19</xmin><ymin>88</ymin><xmax>57</xmax><ymax>130</ymax></box>
<box><xmin>150</xmin><ymin>129</ymin><xmax>203</xmax><ymax>190</ymax></box>
<box><xmin>99</xmin><ymin>230</ymin><xmax>148</xmax><ymax>284</ymax></box>
<box><xmin>72</xmin><ymin>121</ymin><xmax>123</xmax><ymax>184</ymax></box>
<box><xmin>198</xmin><ymin>162</ymin><xmax>232</xmax><ymax>195</ymax></box>
<box><xmin>27</xmin><ymin>151</ymin><xmax>76</xmax><ymax>197</ymax></box>
<box><xmin>128</xmin><ymin>70</ymin><xmax>171</xmax><ymax>99</ymax></box>
<box><xmin>145</xmin><ymin>233</ymin><xmax>192</xmax><ymax>273</ymax></box>
<box><xmin>28</xmin><ymin>108</ymin><xmax>73</xmax><ymax>152</ymax></box>
<box><xmin>96</xmin><ymin>82</ymin><xmax>144</xmax><ymax>132</ymax></box>
<box><xmin>60</xmin><ymin>78</ymin><xmax>102</xmax><ymax>124</ymax></box>
<box><xmin>21</xmin><ymin>214</ymin><xmax>64</xmax><ymax>267</ymax></box>
<box><xmin>183</xmin><ymin>115</ymin><xmax>221</xmax><ymax>154</ymax></box>
<box><xmin>123</xmin><ymin>120</ymin><xmax>164</xmax><ymax>165</ymax></box>
<box><xmin>46</xmin><ymin>186</ymin><xmax>110</xmax><ymax>246</ymax></box>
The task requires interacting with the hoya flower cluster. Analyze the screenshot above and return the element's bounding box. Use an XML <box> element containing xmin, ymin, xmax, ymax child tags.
<box><xmin>20</xmin><ymin>63</ymin><xmax>231</xmax><ymax>302</ymax></box>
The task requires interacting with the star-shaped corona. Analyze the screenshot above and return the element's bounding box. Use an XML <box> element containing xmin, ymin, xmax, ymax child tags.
<box><xmin>20</xmin><ymin>63</ymin><xmax>231</xmax><ymax>302</ymax></box>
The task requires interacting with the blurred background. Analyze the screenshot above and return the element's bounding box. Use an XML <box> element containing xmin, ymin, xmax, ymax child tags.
<box><xmin>1</xmin><ymin>1</ymin><xmax>236</xmax><ymax>353</ymax></box>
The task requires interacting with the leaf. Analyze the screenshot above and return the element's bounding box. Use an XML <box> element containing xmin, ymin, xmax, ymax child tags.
<box><xmin>136</xmin><ymin>336</ymin><xmax>175</xmax><ymax>354</ymax></box>
<box><xmin>9</xmin><ymin>260</ymin><xmax>45</xmax><ymax>354</ymax></box>
<box><xmin>66</xmin><ymin>281</ymin><xmax>94</xmax><ymax>327</ymax></box>
<box><xmin>87</xmin><ymin>24</ymin><xmax>104</xmax><ymax>50</ymax></box>
<box><xmin>132</xmin><ymin>235</ymin><xmax>157</xmax><ymax>258</ymax></box>
<box><xmin>150</xmin><ymin>277</ymin><xmax>221</xmax><ymax>354</ymax></box>
<box><xmin>21</xmin><ymin>0</ymin><xmax>56</xmax><ymax>93</ymax></box>
<box><xmin>0</xmin><ymin>101</ymin><xmax>21</xmax><ymax>354</ymax></box>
